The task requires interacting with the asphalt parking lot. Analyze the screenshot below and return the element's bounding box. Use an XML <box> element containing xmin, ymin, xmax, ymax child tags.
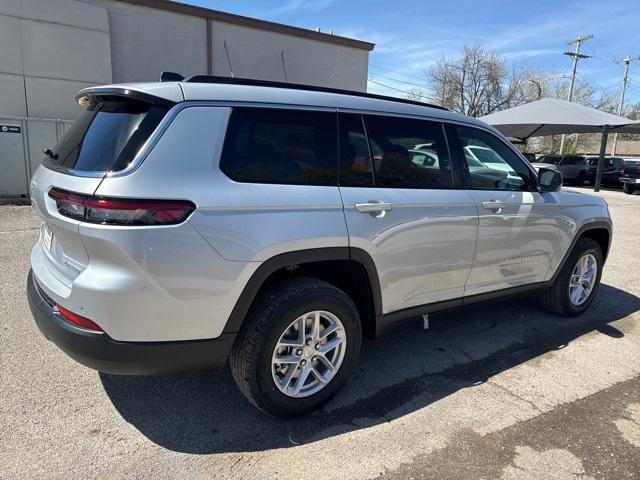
<box><xmin>1</xmin><ymin>187</ymin><xmax>639</xmax><ymax>479</ymax></box>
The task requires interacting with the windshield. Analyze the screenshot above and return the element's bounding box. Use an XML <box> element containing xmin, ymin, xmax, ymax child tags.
<box><xmin>535</xmin><ymin>156</ymin><xmax>561</xmax><ymax>165</ymax></box>
<box><xmin>467</xmin><ymin>146</ymin><xmax>503</xmax><ymax>164</ymax></box>
<box><xmin>43</xmin><ymin>97</ymin><xmax>168</xmax><ymax>173</ymax></box>
<box><xmin>464</xmin><ymin>153</ymin><xmax>484</xmax><ymax>168</ymax></box>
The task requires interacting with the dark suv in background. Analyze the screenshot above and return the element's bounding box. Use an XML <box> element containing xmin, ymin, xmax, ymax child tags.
<box><xmin>586</xmin><ymin>157</ymin><xmax>624</xmax><ymax>187</ymax></box>
<box><xmin>620</xmin><ymin>157</ymin><xmax>640</xmax><ymax>194</ymax></box>
<box><xmin>533</xmin><ymin>155</ymin><xmax>589</xmax><ymax>185</ymax></box>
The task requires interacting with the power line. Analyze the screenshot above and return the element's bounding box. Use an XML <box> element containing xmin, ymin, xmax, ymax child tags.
<box><xmin>368</xmin><ymin>72</ymin><xmax>426</xmax><ymax>88</ymax></box>
<box><xmin>625</xmin><ymin>76</ymin><xmax>640</xmax><ymax>89</ymax></box>
<box><xmin>592</xmin><ymin>36</ymin><xmax>619</xmax><ymax>63</ymax></box>
<box><xmin>369</xmin><ymin>63</ymin><xmax>428</xmax><ymax>82</ymax></box>
<box><xmin>369</xmin><ymin>69</ymin><xmax>427</xmax><ymax>85</ymax></box>
<box><xmin>367</xmin><ymin>78</ymin><xmax>415</xmax><ymax>96</ymax></box>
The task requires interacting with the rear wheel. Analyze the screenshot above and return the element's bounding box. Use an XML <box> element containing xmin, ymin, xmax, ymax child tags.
<box><xmin>230</xmin><ymin>278</ymin><xmax>361</xmax><ymax>416</ymax></box>
<box><xmin>541</xmin><ymin>237</ymin><xmax>603</xmax><ymax>317</ymax></box>
<box><xmin>576</xmin><ymin>171</ymin><xmax>586</xmax><ymax>185</ymax></box>
<box><xmin>623</xmin><ymin>183</ymin><xmax>635</xmax><ymax>194</ymax></box>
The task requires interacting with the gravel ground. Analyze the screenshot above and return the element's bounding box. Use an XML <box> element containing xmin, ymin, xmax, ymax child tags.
<box><xmin>1</xmin><ymin>186</ymin><xmax>639</xmax><ymax>479</ymax></box>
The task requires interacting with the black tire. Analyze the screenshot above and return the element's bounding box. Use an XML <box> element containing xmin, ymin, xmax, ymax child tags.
<box><xmin>623</xmin><ymin>183</ymin><xmax>635</xmax><ymax>194</ymax></box>
<box><xmin>541</xmin><ymin>237</ymin><xmax>603</xmax><ymax>317</ymax></box>
<box><xmin>230</xmin><ymin>277</ymin><xmax>361</xmax><ymax>416</ymax></box>
<box><xmin>576</xmin><ymin>171</ymin><xmax>586</xmax><ymax>185</ymax></box>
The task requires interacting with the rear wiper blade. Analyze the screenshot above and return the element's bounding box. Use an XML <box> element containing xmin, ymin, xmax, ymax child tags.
<box><xmin>43</xmin><ymin>148</ymin><xmax>59</xmax><ymax>160</ymax></box>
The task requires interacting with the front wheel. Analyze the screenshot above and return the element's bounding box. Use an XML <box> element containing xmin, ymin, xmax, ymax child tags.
<box><xmin>541</xmin><ymin>237</ymin><xmax>603</xmax><ymax>317</ymax></box>
<box><xmin>623</xmin><ymin>183</ymin><xmax>635</xmax><ymax>194</ymax></box>
<box><xmin>230</xmin><ymin>278</ymin><xmax>361</xmax><ymax>416</ymax></box>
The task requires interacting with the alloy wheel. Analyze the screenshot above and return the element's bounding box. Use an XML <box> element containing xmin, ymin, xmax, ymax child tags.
<box><xmin>271</xmin><ymin>310</ymin><xmax>347</xmax><ymax>398</ymax></box>
<box><xmin>568</xmin><ymin>253</ymin><xmax>597</xmax><ymax>306</ymax></box>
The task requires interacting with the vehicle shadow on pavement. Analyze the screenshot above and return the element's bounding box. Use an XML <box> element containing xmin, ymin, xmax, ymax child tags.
<box><xmin>100</xmin><ymin>283</ymin><xmax>639</xmax><ymax>454</ymax></box>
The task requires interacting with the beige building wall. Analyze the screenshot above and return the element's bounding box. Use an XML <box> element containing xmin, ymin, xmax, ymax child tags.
<box><xmin>0</xmin><ymin>0</ymin><xmax>112</xmax><ymax>119</ymax></box>
<box><xmin>85</xmin><ymin>0</ymin><xmax>208</xmax><ymax>83</ymax></box>
<box><xmin>210</xmin><ymin>21</ymin><xmax>369</xmax><ymax>91</ymax></box>
<box><xmin>0</xmin><ymin>0</ymin><xmax>372</xmax><ymax>121</ymax></box>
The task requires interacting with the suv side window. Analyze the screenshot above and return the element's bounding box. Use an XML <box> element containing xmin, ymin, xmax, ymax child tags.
<box><xmin>562</xmin><ymin>156</ymin><xmax>583</xmax><ymax>166</ymax></box>
<box><xmin>456</xmin><ymin>125</ymin><xmax>536</xmax><ymax>191</ymax></box>
<box><xmin>220</xmin><ymin>107</ymin><xmax>338</xmax><ymax>185</ymax></box>
<box><xmin>364</xmin><ymin>115</ymin><xmax>453</xmax><ymax>189</ymax></box>
<box><xmin>338</xmin><ymin>113</ymin><xmax>375</xmax><ymax>187</ymax></box>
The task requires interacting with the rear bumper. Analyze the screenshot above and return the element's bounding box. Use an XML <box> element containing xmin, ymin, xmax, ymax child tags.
<box><xmin>620</xmin><ymin>177</ymin><xmax>640</xmax><ymax>184</ymax></box>
<box><xmin>27</xmin><ymin>270</ymin><xmax>235</xmax><ymax>375</ymax></box>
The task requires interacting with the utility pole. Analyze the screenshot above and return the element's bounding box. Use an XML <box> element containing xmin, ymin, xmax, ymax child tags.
<box><xmin>559</xmin><ymin>34</ymin><xmax>593</xmax><ymax>154</ymax></box>
<box><xmin>611</xmin><ymin>55</ymin><xmax>640</xmax><ymax>155</ymax></box>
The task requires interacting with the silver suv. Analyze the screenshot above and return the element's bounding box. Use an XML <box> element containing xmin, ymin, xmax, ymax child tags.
<box><xmin>27</xmin><ymin>77</ymin><xmax>612</xmax><ymax>416</ymax></box>
<box><xmin>532</xmin><ymin>154</ymin><xmax>590</xmax><ymax>185</ymax></box>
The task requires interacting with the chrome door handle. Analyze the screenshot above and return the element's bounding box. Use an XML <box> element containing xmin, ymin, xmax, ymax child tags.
<box><xmin>355</xmin><ymin>201</ymin><xmax>393</xmax><ymax>214</ymax></box>
<box><xmin>481</xmin><ymin>200</ymin><xmax>506</xmax><ymax>210</ymax></box>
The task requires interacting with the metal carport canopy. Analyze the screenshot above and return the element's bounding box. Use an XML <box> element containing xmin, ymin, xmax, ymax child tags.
<box><xmin>479</xmin><ymin>97</ymin><xmax>640</xmax><ymax>139</ymax></box>
<box><xmin>479</xmin><ymin>98</ymin><xmax>640</xmax><ymax>192</ymax></box>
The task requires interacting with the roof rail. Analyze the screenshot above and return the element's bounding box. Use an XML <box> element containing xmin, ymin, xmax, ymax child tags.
<box><xmin>183</xmin><ymin>75</ymin><xmax>448</xmax><ymax>110</ymax></box>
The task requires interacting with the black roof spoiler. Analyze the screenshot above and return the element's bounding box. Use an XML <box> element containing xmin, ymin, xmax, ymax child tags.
<box><xmin>160</xmin><ymin>71</ymin><xmax>185</xmax><ymax>82</ymax></box>
<box><xmin>75</xmin><ymin>86</ymin><xmax>177</xmax><ymax>109</ymax></box>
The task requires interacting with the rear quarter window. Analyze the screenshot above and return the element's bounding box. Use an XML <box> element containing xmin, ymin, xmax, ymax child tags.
<box><xmin>220</xmin><ymin>108</ymin><xmax>339</xmax><ymax>186</ymax></box>
<box><xmin>44</xmin><ymin>96</ymin><xmax>168</xmax><ymax>174</ymax></box>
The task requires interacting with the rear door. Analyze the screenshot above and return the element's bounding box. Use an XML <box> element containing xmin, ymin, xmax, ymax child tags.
<box><xmin>452</xmin><ymin>125</ymin><xmax>563</xmax><ymax>296</ymax></box>
<box><xmin>30</xmin><ymin>94</ymin><xmax>170</xmax><ymax>291</ymax></box>
<box><xmin>559</xmin><ymin>156</ymin><xmax>579</xmax><ymax>180</ymax></box>
<box><xmin>338</xmin><ymin>112</ymin><xmax>478</xmax><ymax>314</ymax></box>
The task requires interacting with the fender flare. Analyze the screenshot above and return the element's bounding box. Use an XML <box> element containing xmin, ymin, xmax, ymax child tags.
<box><xmin>222</xmin><ymin>247</ymin><xmax>382</xmax><ymax>334</ymax></box>
<box><xmin>546</xmin><ymin>220</ymin><xmax>612</xmax><ymax>285</ymax></box>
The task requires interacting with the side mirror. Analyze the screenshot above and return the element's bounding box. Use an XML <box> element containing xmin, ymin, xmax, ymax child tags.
<box><xmin>538</xmin><ymin>167</ymin><xmax>562</xmax><ymax>192</ymax></box>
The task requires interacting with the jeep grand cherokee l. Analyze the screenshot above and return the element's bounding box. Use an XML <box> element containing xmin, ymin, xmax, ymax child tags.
<box><xmin>27</xmin><ymin>76</ymin><xmax>612</xmax><ymax>416</ymax></box>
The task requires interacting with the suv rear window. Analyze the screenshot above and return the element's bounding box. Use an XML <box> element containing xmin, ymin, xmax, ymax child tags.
<box><xmin>43</xmin><ymin>96</ymin><xmax>168</xmax><ymax>173</ymax></box>
<box><xmin>535</xmin><ymin>156</ymin><xmax>561</xmax><ymax>165</ymax></box>
<box><xmin>220</xmin><ymin>108</ymin><xmax>338</xmax><ymax>186</ymax></box>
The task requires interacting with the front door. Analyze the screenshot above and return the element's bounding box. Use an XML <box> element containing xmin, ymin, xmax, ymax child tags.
<box><xmin>338</xmin><ymin>113</ymin><xmax>478</xmax><ymax>314</ymax></box>
<box><xmin>453</xmin><ymin>125</ymin><xmax>563</xmax><ymax>296</ymax></box>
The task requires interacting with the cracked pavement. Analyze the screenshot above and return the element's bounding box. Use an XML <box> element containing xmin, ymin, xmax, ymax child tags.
<box><xmin>1</xmin><ymin>186</ymin><xmax>639</xmax><ymax>479</ymax></box>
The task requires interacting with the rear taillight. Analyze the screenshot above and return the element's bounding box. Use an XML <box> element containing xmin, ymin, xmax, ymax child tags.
<box><xmin>55</xmin><ymin>304</ymin><xmax>103</xmax><ymax>332</ymax></box>
<box><xmin>620</xmin><ymin>166</ymin><xmax>625</xmax><ymax>176</ymax></box>
<box><xmin>48</xmin><ymin>188</ymin><xmax>195</xmax><ymax>226</ymax></box>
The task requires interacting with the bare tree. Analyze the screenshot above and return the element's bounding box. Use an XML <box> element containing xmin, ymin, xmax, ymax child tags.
<box><xmin>427</xmin><ymin>43</ymin><xmax>637</xmax><ymax>154</ymax></box>
<box><xmin>428</xmin><ymin>44</ymin><xmax>532</xmax><ymax>117</ymax></box>
<box><xmin>405</xmin><ymin>87</ymin><xmax>426</xmax><ymax>102</ymax></box>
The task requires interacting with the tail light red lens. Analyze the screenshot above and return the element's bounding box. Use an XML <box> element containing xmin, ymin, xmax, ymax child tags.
<box><xmin>48</xmin><ymin>188</ymin><xmax>195</xmax><ymax>226</ymax></box>
<box><xmin>55</xmin><ymin>304</ymin><xmax>103</xmax><ymax>332</ymax></box>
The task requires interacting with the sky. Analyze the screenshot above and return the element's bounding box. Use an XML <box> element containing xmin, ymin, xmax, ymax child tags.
<box><xmin>180</xmin><ymin>0</ymin><xmax>640</xmax><ymax>105</ymax></box>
